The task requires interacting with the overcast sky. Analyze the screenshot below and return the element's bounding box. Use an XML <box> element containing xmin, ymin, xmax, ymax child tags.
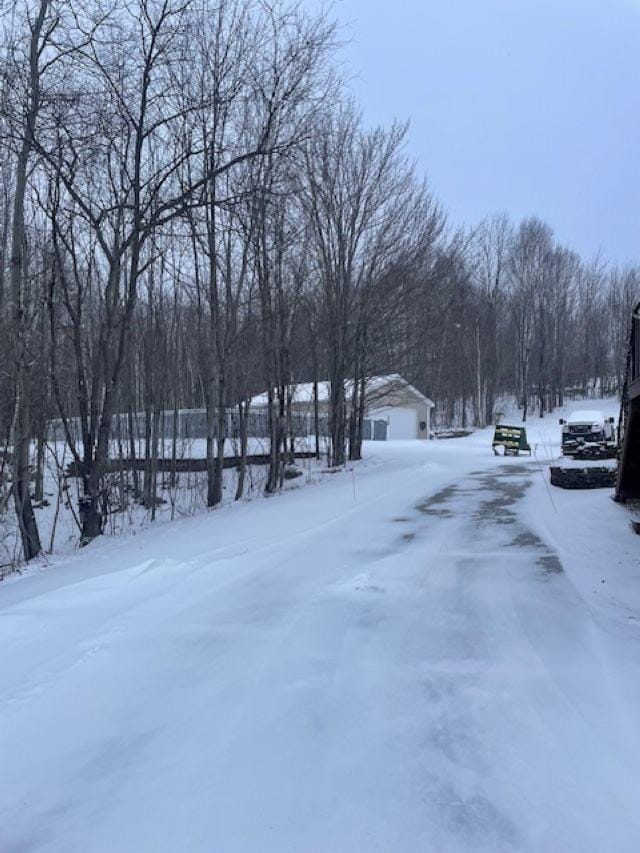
<box><xmin>323</xmin><ymin>0</ymin><xmax>640</xmax><ymax>263</ymax></box>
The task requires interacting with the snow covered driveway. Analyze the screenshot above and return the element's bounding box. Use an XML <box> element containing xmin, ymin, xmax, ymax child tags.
<box><xmin>2</xmin><ymin>434</ymin><xmax>640</xmax><ymax>852</ymax></box>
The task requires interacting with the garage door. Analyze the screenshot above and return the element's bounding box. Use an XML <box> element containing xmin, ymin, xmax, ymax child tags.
<box><xmin>373</xmin><ymin>419</ymin><xmax>388</xmax><ymax>441</ymax></box>
<box><xmin>387</xmin><ymin>408</ymin><xmax>418</xmax><ymax>440</ymax></box>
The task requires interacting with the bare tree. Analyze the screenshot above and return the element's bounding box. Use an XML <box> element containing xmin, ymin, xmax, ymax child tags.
<box><xmin>4</xmin><ymin>0</ymin><xmax>60</xmax><ymax>560</ymax></box>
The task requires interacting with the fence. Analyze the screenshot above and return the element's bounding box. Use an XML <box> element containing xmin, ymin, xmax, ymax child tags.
<box><xmin>47</xmin><ymin>410</ymin><xmax>389</xmax><ymax>445</ymax></box>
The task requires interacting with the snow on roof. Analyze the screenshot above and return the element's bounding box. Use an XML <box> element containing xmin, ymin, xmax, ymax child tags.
<box><xmin>566</xmin><ymin>409</ymin><xmax>605</xmax><ymax>424</ymax></box>
<box><xmin>251</xmin><ymin>374</ymin><xmax>434</xmax><ymax>409</ymax></box>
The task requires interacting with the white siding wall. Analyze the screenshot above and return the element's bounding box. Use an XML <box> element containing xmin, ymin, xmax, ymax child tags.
<box><xmin>368</xmin><ymin>406</ymin><xmax>418</xmax><ymax>440</ymax></box>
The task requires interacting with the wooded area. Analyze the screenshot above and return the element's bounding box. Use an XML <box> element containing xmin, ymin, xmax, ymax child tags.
<box><xmin>1</xmin><ymin>0</ymin><xmax>638</xmax><ymax>565</ymax></box>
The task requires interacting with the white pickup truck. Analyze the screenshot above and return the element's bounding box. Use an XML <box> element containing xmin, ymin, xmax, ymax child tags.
<box><xmin>559</xmin><ymin>409</ymin><xmax>617</xmax><ymax>457</ymax></box>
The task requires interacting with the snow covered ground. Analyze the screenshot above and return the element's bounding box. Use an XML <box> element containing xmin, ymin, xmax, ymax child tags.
<box><xmin>0</xmin><ymin>436</ymin><xmax>327</xmax><ymax>571</ymax></box>
<box><xmin>2</xmin><ymin>399</ymin><xmax>640</xmax><ymax>852</ymax></box>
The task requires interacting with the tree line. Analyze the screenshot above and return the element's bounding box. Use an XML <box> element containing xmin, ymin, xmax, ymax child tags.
<box><xmin>1</xmin><ymin>0</ymin><xmax>638</xmax><ymax>564</ymax></box>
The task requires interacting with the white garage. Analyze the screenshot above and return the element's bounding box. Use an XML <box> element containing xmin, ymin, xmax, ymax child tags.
<box><xmin>251</xmin><ymin>373</ymin><xmax>435</xmax><ymax>441</ymax></box>
<box><xmin>364</xmin><ymin>376</ymin><xmax>434</xmax><ymax>440</ymax></box>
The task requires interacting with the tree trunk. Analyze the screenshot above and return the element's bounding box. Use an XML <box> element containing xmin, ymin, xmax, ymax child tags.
<box><xmin>206</xmin><ymin>396</ymin><xmax>217</xmax><ymax>507</ymax></box>
<box><xmin>8</xmin><ymin>1</ymin><xmax>50</xmax><ymax>561</ymax></box>
<box><xmin>266</xmin><ymin>386</ymin><xmax>280</xmax><ymax>492</ymax></box>
<box><xmin>34</xmin><ymin>426</ymin><xmax>45</xmax><ymax>505</ymax></box>
<box><xmin>12</xmin><ymin>389</ymin><xmax>41</xmax><ymax>559</ymax></box>
<box><xmin>329</xmin><ymin>368</ymin><xmax>346</xmax><ymax>467</ymax></box>
<box><xmin>213</xmin><ymin>381</ymin><xmax>226</xmax><ymax>506</ymax></box>
<box><xmin>235</xmin><ymin>399</ymin><xmax>249</xmax><ymax>501</ymax></box>
<box><xmin>313</xmin><ymin>379</ymin><xmax>320</xmax><ymax>460</ymax></box>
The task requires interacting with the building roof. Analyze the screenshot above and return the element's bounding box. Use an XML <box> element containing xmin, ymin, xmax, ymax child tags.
<box><xmin>251</xmin><ymin>374</ymin><xmax>434</xmax><ymax>409</ymax></box>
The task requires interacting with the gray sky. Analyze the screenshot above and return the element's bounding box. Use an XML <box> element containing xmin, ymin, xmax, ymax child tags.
<box><xmin>325</xmin><ymin>0</ymin><xmax>640</xmax><ymax>263</ymax></box>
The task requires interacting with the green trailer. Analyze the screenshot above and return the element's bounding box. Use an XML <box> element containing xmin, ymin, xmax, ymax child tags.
<box><xmin>492</xmin><ymin>424</ymin><xmax>532</xmax><ymax>456</ymax></box>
